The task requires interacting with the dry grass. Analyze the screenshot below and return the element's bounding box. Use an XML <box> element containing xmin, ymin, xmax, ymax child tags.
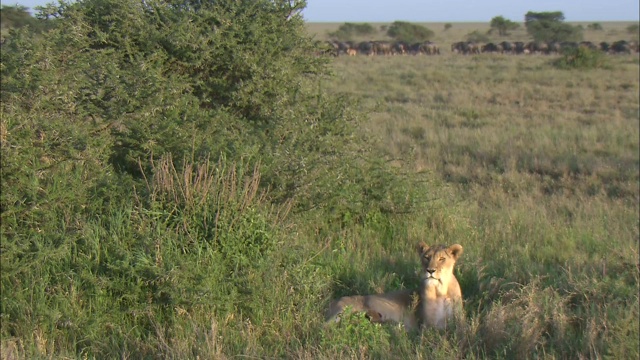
<box><xmin>326</xmin><ymin>55</ymin><xmax>639</xmax><ymax>198</ymax></box>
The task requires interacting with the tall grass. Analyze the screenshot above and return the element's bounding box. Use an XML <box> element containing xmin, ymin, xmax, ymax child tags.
<box><xmin>1</xmin><ymin>156</ymin><xmax>302</xmax><ymax>358</ymax></box>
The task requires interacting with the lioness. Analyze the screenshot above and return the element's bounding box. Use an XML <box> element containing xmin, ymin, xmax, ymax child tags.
<box><xmin>325</xmin><ymin>242</ymin><xmax>463</xmax><ymax>331</ymax></box>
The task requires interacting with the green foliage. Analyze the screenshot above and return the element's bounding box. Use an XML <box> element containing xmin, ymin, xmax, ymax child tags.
<box><xmin>525</xmin><ymin>10</ymin><xmax>565</xmax><ymax>23</ymax></box>
<box><xmin>466</xmin><ymin>30</ymin><xmax>490</xmax><ymax>43</ymax></box>
<box><xmin>321</xmin><ymin>308</ymin><xmax>392</xmax><ymax>356</ymax></box>
<box><xmin>0</xmin><ymin>5</ymin><xmax>45</xmax><ymax>31</ymax></box>
<box><xmin>1</xmin><ymin>5</ymin><xmax>33</xmax><ymax>28</ymax></box>
<box><xmin>0</xmin><ymin>4</ymin><xmax>55</xmax><ymax>44</ymax></box>
<box><xmin>524</xmin><ymin>11</ymin><xmax>583</xmax><ymax>42</ymax></box>
<box><xmin>1</xmin><ymin>0</ymin><xmax>412</xmax><ymax>356</ymax></box>
<box><xmin>386</xmin><ymin>21</ymin><xmax>434</xmax><ymax>43</ymax></box>
<box><xmin>587</xmin><ymin>22</ymin><xmax>603</xmax><ymax>31</ymax></box>
<box><xmin>553</xmin><ymin>46</ymin><xmax>608</xmax><ymax>70</ymax></box>
<box><xmin>489</xmin><ymin>15</ymin><xmax>520</xmax><ymax>36</ymax></box>
<box><xmin>144</xmin><ymin>156</ymin><xmax>285</xmax><ymax>271</ymax></box>
<box><xmin>0</xmin><ymin>156</ymin><xmax>288</xmax><ymax>357</ymax></box>
<box><xmin>314</xmin><ymin>155</ymin><xmax>419</xmax><ymax>229</ymax></box>
<box><xmin>328</xmin><ymin>22</ymin><xmax>376</xmax><ymax>40</ymax></box>
<box><xmin>0</xmin><ymin>0</ymin><xmax>376</xmax><ymax>212</ymax></box>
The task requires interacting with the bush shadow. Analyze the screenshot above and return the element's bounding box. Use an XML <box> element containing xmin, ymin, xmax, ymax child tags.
<box><xmin>327</xmin><ymin>252</ymin><xmax>422</xmax><ymax>300</ymax></box>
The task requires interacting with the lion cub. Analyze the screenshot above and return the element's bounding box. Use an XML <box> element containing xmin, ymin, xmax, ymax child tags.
<box><xmin>325</xmin><ymin>242</ymin><xmax>463</xmax><ymax>331</ymax></box>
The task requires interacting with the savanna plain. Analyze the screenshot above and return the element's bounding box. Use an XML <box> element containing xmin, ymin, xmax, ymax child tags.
<box><xmin>301</xmin><ymin>21</ymin><xmax>639</xmax><ymax>359</ymax></box>
<box><xmin>2</xmin><ymin>20</ymin><xmax>639</xmax><ymax>359</ymax></box>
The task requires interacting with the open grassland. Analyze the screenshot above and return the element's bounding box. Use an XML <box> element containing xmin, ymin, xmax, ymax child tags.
<box><xmin>2</xmin><ymin>26</ymin><xmax>639</xmax><ymax>360</ymax></box>
<box><xmin>307</xmin><ymin>21</ymin><xmax>640</xmax><ymax>45</ymax></box>
<box><xmin>315</xmin><ymin>52</ymin><xmax>639</xmax><ymax>358</ymax></box>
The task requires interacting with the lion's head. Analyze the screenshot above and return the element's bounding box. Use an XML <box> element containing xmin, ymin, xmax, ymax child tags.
<box><xmin>416</xmin><ymin>243</ymin><xmax>463</xmax><ymax>287</ymax></box>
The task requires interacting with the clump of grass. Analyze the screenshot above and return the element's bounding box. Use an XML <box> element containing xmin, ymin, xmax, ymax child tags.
<box><xmin>320</xmin><ymin>308</ymin><xmax>393</xmax><ymax>356</ymax></box>
<box><xmin>400</xmin><ymin>125</ymin><xmax>427</xmax><ymax>140</ymax></box>
<box><xmin>141</xmin><ymin>154</ymin><xmax>292</xmax><ymax>271</ymax></box>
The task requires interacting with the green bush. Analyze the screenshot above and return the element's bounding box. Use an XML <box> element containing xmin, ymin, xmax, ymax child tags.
<box><xmin>1</xmin><ymin>0</ymin><xmax>417</xmax><ymax>357</ymax></box>
<box><xmin>587</xmin><ymin>22</ymin><xmax>603</xmax><ymax>31</ymax></box>
<box><xmin>489</xmin><ymin>15</ymin><xmax>520</xmax><ymax>36</ymax></box>
<box><xmin>553</xmin><ymin>46</ymin><xmax>608</xmax><ymax>69</ymax></box>
<box><xmin>0</xmin><ymin>0</ymin><xmax>393</xmax><ymax>213</ymax></box>
<box><xmin>525</xmin><ymin>11</ymin><xmax>583</xmax><ymax>42</ymax></box>
<box><xmin>387</xmin><ymin>21</ymin><xmax>434</xmax><ymax>43</ymax></box>
<box><xmin>328</xmin><ymin>22</ymin><xmax>376</xmax><ymax>40</ymax></box>
<box><xmin>0</xmin><ymin>155</ymin><xmax>288</xmax><ymax>357</ymax></box>
<box><xmin>466</xmin><ymin>30</ymin><xmax>491</xmax><ymax>43</ymax></box>
<box><xmin>0</xmin><ymin>5</ymin><xmax>53</xmax><ymax>34</ymax></box>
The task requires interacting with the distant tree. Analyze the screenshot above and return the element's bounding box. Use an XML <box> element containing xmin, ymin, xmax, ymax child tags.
<box><xmin>0</xmin><ymin>4</ymin><xmax>55</xmax><ymax>40</ymax></box>
<box><xmin>1</xmin><ymin>5</ymin><xmax>32</xmax><ymax>27</ymax></box>
<box><xmin>0</xmin><ymin>5</ymin><xmax>39</xmax><ymax>30</ymax></box>
<box><xmin>525</xmin><ymin>11</ymin><xmax>565</xmax><ymax>23</ymax></box>
<box><xmin>444</xmin><ymin>23</ymin><xmax>452</xmax><ymax>31</ymax></box>
<box><xmin>466</xmin><ymin>30</ymin><xmax>490</xmax><ymax>43</ymax></box>
<box><xmin>586</xmin><ymin>23</ymin><xmax>603</xmax><ymax>31</ymax></box>
<box><xmin>489</xmin><ymin>16</ymin><xmax>520</xmax><ymax>36</ymax></box>
<box><xmin>524</xmin><ymin>11</ymin><xmax>582</xmax><ymax>42</ymax></box>
<box><xmin>386</xmin><ymin>21</ymin><xmax>434</xmax><ymax>43</ymax></box>
<box><xmin>328</xmin><ymin>22</ymin><xmax>376</xmax><ymax>40</ymax></box>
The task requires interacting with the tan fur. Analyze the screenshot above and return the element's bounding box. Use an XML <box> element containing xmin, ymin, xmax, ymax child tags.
<box><xmin>325</xmin><ymin>243</ymin><xmax>463</xmax><ymax>331</ymax></box>
<box><xmin>416</xmin><ymin>242</ymin><xmax>463</xmax><ymax>329</ymax></box>
<box><xmin>326</xmin><ymin>290</ymin><xmax>419</xmax><ymax>331</ymax></box>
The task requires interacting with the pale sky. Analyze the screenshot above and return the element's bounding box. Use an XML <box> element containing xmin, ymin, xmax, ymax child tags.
<box><xmin>3</xmin><ymin>0</ymin><xmax>640</xmax><ymax>22</ymax></box>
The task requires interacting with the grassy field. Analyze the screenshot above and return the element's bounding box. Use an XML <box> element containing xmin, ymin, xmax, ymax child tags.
<box><xmin>307</xmin><ymin>21</ymin><xmax>640</xmax><ymax>45</ymax></box>
<box><xmin>312</xmin><ymin>51</ymin><xmax>639</xmax><ymax>358</ymax></box>
<box><xmin>2</xmin><ymin>20</ymin><xmax>639</xmax><ymax>359</ymax></box>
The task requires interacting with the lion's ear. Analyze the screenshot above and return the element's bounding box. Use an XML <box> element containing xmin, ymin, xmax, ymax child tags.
<box><xmin>417</xmin><ymin>241</ymin><xmax>429</xmax><ymax>255</ymax></box>
<box><xmin>448</xmin><ymin>244</ymin><xmax>463</xmax><ymax>260</ymax></box>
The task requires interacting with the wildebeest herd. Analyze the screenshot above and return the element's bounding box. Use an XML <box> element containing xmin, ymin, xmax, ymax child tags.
<box><xmin>322</xmin><ymin>39</ymin><xmax>640</xmax><ymax>56</ymax></box>
<box><xmin>323</xmin><ymin>40</ymin><xmax>441</xmax><ymax>56</ymax></box>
